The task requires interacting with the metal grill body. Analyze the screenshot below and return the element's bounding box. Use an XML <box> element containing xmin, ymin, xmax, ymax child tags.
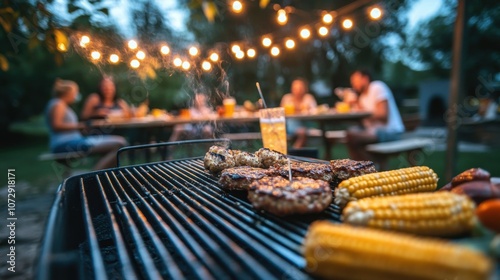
<box><xmin>37</xmin><ymin>158</ymin><xmax>342</xmax><ymax>280</ymax></box>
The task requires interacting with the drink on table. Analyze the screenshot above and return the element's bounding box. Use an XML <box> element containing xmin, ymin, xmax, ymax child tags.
<box><xmin>283</xmin><ymin>103</ymin><xmax>295</xmax><ymax>115</ymax></box>
<box><xmin>259</xmin><ymin>107</ymin><xmax>287</xmax><ymax>154</ymax></box>
<box><xmin>223</xmin><ymin>97</ymin><xmax>236</xmax><ymax>117</ymax></box>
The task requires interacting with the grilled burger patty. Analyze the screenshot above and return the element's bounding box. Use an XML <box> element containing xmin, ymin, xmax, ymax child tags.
<box><xmin>248</xmin><ymin>176</ymin><xmax>332</xmax><ymax>216</ymax></box>
<box><xmin>330</xmin><ymin>159</ymin><xmax>376</xmax><ymax>186</ymax></box>
<box><xmin>255</xmin><ymin>148</ymin><xmax>288</xmax><ymax>168</ymax></box>
<box><xmin>204</xmin><ymin>146</ymin><xmax>235</xmax><ymax>173</ymax></box>
<box><xmin>274</xmin><ymin>161</ymin><xmax>334</xmax><ymax>183</ymax></box>
<box><xmin>232</xmin><ymin>150</ymin><xmax>262</xmax><ymax>168</ymax></box>
<box><xmin>218</xmin><ymin>166</ymin><xmax>275</xmax><ymax>190</ymax></box>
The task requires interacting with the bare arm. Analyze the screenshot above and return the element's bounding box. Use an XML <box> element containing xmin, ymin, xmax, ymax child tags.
<box><xmin>81</xmin><ymin>94</ymin><xmax>103</xmax><ymax>120</ymax></box>
<box><xmin>117</xmin><ymin>99</ymin><xmax>131</xmax><ymax>116</ymax></box>
<box><xmin>51</xmin><ymin>102</ymin><xmax>84</xmax><ymax>132</ymax></box>
<box><xmin>370</xmin><ymin>100</ymin><xmax>388</xmax><ymax>123</ymax></box>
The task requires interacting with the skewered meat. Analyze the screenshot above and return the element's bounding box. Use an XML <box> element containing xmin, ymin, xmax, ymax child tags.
<box><xmin>204</xmin><ymin>145</ymin><xmax>235</xmax><ymax>173</ymax></box>
<box><xmin>248</xmin><ymin>176</ymin><xmax>332</xmax><ymax>216</ymax></box>
<box><xmin>255</xmin><ymin>148</ymin><xmax>288</xmax><ymax>168</ymax></box>
<box><xmin>330</xmin><ymin>159</ymin><xmax>376</xmax><ymax>186</ymax></box>
<box><xmin>274</xmin><ymin>161</ymin><xmax>334</xmax><ymax>183</ymax></box>
<box><xmin>219</xmin><ymin>167</ymin><xmax>275</xmax><ymax>190</ymax></box>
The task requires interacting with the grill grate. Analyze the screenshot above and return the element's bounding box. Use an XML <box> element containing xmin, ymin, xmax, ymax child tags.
<box><xmin>38</xmin><ymin>157</ymin><xmax>342</xmax><ymax>280</ymax></box>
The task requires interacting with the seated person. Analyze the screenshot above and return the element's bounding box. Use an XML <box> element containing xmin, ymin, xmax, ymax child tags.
<box><xmin>472</xmin><ymin>95</ymin><xmax>499</xmax><ymax>121</ymax></box>
<box><xmin>45</xmin><ymin>78</ymin><xmax>128</xmax><ymax>170</ymax></box>
<box><xmin>169</xmin><ymin>93</ymin><xmax>215</xmax><ymax>142</ymax></box>
<box><xmin>345</xmin><ymin>69</ymin><xmax>405</xmax><ymax>161</ymax></box>
<box><xmin>280</xmin><ymin>78</ymin><xmax>317</xmax><ymax>148</ymax></box>
<box><xmin>81</xmin><ymin>75</ymin><xmax>131</xmax><ymax>120</ymax></box>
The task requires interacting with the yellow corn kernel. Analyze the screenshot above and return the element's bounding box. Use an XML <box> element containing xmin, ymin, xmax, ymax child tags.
<box><xmin>334</xmin><ymin>166</ymin><xmax>438</xmax><ymax>207</ymax></box>
<box><xmin>303</xmin><ymin>222</ymin><xmax>492</xmax><ymax>280</ymax></box>
<box><xmin>342</xmin><ymin>192</ymin><xmax>476</xmax><ymax>237</ymax></box>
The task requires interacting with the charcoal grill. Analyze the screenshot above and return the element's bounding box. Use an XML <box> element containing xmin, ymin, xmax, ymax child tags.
<box><xmin>37</xmin><ymin>140</ymin><xmax>342</xmax><ymax>280</ymax></box>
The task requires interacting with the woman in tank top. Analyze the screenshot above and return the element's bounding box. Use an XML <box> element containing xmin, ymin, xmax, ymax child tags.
<box><xmin>81</xmin><ymin>76</ymin><xmax>130</xmax><ymax>120</ymax></box>
<box><xmin>45</xmin><ymin>79</ymin><xmax>128</xmax><ymax>170</ymax></box>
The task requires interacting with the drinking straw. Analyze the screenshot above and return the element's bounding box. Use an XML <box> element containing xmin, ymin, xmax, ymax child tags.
<box><xmin>287</xmin><ymin>158</ymin><xmax>292</xmax><ymax>182</ymax></box>
<box><xmin>255</xmin><ymin>82</ymin><xmax>268</xmax><ymax>109</ymax></box>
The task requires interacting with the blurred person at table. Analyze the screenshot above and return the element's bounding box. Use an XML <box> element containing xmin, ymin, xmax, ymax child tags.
<box><xmin>169</xmin><ymin>93</ymin><xmax>215</xmax><ymax>142</ymax></box>
<box><xmin>345</xmin><ymin>69</ymin><xmax>405</xmax><ymax>161</ymax></box>
<box><xmin>280</xmin><ymin>77</ymin><xmax>317</xmax><ymax>149</ymax></box>
<box><xmin>45</xmin><ymin>78</ymin><xmax>128</xmax><ymax>170</ymax></box>
<box><xmin>81</xmin><ymin>75</ymin><xmax>131</xmax><ymax>120</ymax></box>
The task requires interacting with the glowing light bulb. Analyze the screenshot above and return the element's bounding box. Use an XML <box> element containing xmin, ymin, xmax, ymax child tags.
<box><xmin>160</xmin><ymin>45</ymin><xmax>170</xmax><ymax>55</ymax></box>
<box><xmin>109</xmin><ymin>54</ymin><xmax>119</xmax><ymax>63</ymax></box>
<box><xmin>80</xmin><ymin>35</ymin><xmax>90</xmax><ymax>47</ymax></box>
<box><xmin>57</xmin><ymin>43</ymin><xmax>67</xmax><ymax>52</ymax></box>
<box><xmin>209</xmin><ymin>52</ymin><xmax>219</xmax><ymax>62</ymax></box>
<box><xmin>91</xmin><ymin>51</ymin><xmax>101</xmax><ymax>60</ymax></box>
<box><xmin>130</xmin><ymin>59</ymin><xmax>140</xmax><ymax>68</ymax></box>
<box><xmin>246</xmin><ymin>48</ymin><xmax>256</xmax><ymax>58</ymax></box>
<box><xmin>136</xmin><ymin>50</ymin><xmax>146</xmax><ymax>60</ymax></box>
<box><xmin>322</xmin><ymin>13</ymin><xmax>333</xmax><ymax>24</ymax></box>
<box><xmin>173</xmin><ymin>57</ymin><xmax>182</xmax><ymax>67</ymax></box>
<box><xmin>342</xmin><ymin>19</ymin><xmax>353</xmax><ymax>30</ymax></box>
<box><xmin>277</xmin><ymin>9</ymin><xmax>287</xmax><ymax>25</ymax></box>
<box><xmin>232</xmin><ymin>0</ymin><xmax>243</xmax><ymax>13</ymax></box>
<box><xmin>299</xmin><ymin>28</ymin><xmax>311</xmax><ymax>39</ymax></box>
<box><xmin>181</xmin><ymin>61</ymin><xmax>191</xmax><ymax>70</ymax></box>
<box><xmin>128</xmin><ymin>40</ymin><xmax>138</xmax><ymax>50</ymax></box>
<box><xmin>262</xmin><ymin>37</ymin><xmax>272</xmax><ymax>47</ymax></box>
<box><xmin>231</xmin><ymin>44</ymin><xmax>241</xmax><ymax>53</ymax></box>
<box><xmin>270</xmin><ymin>46</ymin><xmax>280</xmax><ymax>56</ymax></box>
<box><xmin>369</xmin><ymin>7</ymin><xmax>382</xmax><ymax>20</ymax></box>
<box><xmin>318</xmin><ymin>26</ymin><xmax>329</xmax><ymax>37</ymax></box>
<box><xmin>285</xmin><ymin>39</ymin><xmax>295</xmax><ymax>49</ymax></box>
<box><xmin>202</xmin><ymin>60</ymin><xmax>212</xmax><ymax>71</ymax></box>
<box><xmin>189</xmin><ymin>46</ymin><xmax>199</xmax><ymax>56</ymax></box>
<box><xmin>235</xmin><ymin>50</ymin><xmax>244</xmax><ymax>59</ymax></box>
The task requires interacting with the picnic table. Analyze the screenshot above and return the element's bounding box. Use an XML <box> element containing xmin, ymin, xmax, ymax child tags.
<box><xmin>88</xmin><ymin>110</ymin><xmax>371</xmax><ymax>159</ymax></box>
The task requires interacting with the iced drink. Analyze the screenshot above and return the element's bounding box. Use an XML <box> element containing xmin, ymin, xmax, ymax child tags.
<box><xmin>223</xmin><ymin>98</ymin><xmax>236</xmax><ymax>117</ymax></box>
<box><xmin>259</xmin><ymin>108</ymin><xmax>287</xmax><ymax>154</ymax></box>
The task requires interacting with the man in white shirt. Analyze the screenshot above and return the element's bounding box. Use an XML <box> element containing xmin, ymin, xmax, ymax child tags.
<box><xmin>345</xmin><ymin>69</ymin><xmax>405</xmax><ymax>160</ymax></box>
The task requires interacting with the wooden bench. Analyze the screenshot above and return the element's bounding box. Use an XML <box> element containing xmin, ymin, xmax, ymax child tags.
<box><xmin>365</xmin><ymin>137</ymin><xmax>434</xmax><ymax>170</ymax></box>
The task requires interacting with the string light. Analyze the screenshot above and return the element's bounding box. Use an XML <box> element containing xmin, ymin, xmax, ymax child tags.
<box><xmin>270</xmin><ymin>46</ymin><xmax>280</xmax><ymax>56</ymax></box>
<box><xmin>173</xmin><ymin>57</ymin><xmax>182</xmax><ymax>67</ymax></box>
<box><xmin>247</xmin><ymin>48</ymin><xmax>256</xmax><ymax>58</ymax></box>
<box><xmin>262</xmin><ymin>36</ymin><xmax>272</xmax><ymax>47</ymax></box>
<box><xmin>209</xmin><ymin>52</ymin><xmax>219</xmax><ymax>62</ymax></box>
<box><xmin>342</xmin><ymin>19</ymin><xmax>353</xmax><ymax>30</ymax></box>
<box><xmin>285</xmin><ymin>39</ymin><xmax>295</xmax><ymax>49</ymax></box>
<box><xmin>80</xmin><ymin>35</ymin><xmax>90</xmax><ymax>47</ymax></box>
<box><xmin>369</xmin><ymin>7</ymin><xmax>382</xmax><ymax>20</ymax></box>
<box><xmin>109</xmin><ymin>54</ymin><xmax>120</xmax><ymax>63</ymax></box>
<box><xmin>128</xmin><ymin>40</ymin><xmax>138</xmax><ymax>50</ymax></box>
<box><xmin>232</xmin><ymin>0</ymin><xmax>243</xmax><ymax>13</ymax></box>
<box><xmin>318</xmin><ymin>26</ymin><xmax>329</xmax><ymax>37</ymax></box>
<box><xmin>181</xmin><ymin>61</ymin><xmax>191</xmax><ymax>70</ymax></box>
<box><xmin>136</xmin><ymin>50</ymin><xmax>146</xmax><ymax>60</ymax></box>
<box><xmin>130</xmin><ymin>59</ymin><xmax>140</xmax><ymax>68</ymax></box>
<box><xmin>202</xmin><ymin>60</ymin><xmax>212</xmax><ymax>71</ymax></box>
<box><xmin>231</xmin><ymin>44</ymin><xmax>241</xmax><ymax>53</ymax></box>
<box><xmin>277</xmin><ymin>9</ymin><xmax>287</xmax><ymax>25</ymax></box>
<box><xmin>299</xmin><ymin>28</ymin><xmax>311</xmax><ymax>39</ymax></box>
<box><xmin>160</xmin><ymin>45</ymin><xmax>170</xmax><ymax>55</ymax></box>
<box><xmin>235</xmin><ymin>50</ymin><xmax>244</xmax><ymax>59</ymax></box>
<box><xmin>189</xmin><ymin>46</ymin><xmax>199</xmax><ymax>56</ymax></box>
<box><xmin>91</xmin><ymin>51</ymin><xmax>101</xmax><ymax>60</ymax></box>
<box><xmin>322</xmin><ymin>13</ymin><xmax>333</xmax><ymax>24</ymax></box>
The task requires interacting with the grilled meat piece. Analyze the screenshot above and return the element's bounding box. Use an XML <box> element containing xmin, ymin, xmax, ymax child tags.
<box><xmin>204</xmin><ymin>145</ymin><xmax>235</xmax><ymax>173</ymax></box>
<box><xmin>248</xmin><ymin>176</ymin><xmax>332</xmax><ymax>216</ymax></box>
<box><xmin>255</xmin><ymin>148</ymin><xmax>288</xmax><ymax>168</ymax></box>
<box><xmin>275</xmin><ymin>162</ymin><xmax>334</xmax><ymax>183</ymax></box>
<box><xmin>232</xmin><ymin>150</ymin><xmax>262</xmax><ymax>168</ymax></box>
<box><xmin>219</xmin><ymin>167</ymin><xmax>275</xmax><ymax>190</ymax></box>
<box><xmin>330</xmin><ymin>159</ymin><xmax>376</xmax><ymax>187</ymax></box>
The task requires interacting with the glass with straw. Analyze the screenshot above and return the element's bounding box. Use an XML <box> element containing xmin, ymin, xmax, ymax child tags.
<box><xmin>256</xmin><ymin>82</ymin><xmax>287</xmax><ymax>154</ymax></box>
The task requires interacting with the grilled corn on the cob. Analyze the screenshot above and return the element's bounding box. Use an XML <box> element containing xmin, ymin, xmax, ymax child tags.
<box><xmin>342</xmin><ymin>192</ymin><xmax>476</xmax><ymax>237</ymax></box>
<box><xmin>303</xmin><ymin>222</ymin><xmax>492</xmax><ymax>280</ymax></box>
<box><xmin>334</xmin><ymin>166</ymin><xmax>438</xmax><ymax>207</ymax></box>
